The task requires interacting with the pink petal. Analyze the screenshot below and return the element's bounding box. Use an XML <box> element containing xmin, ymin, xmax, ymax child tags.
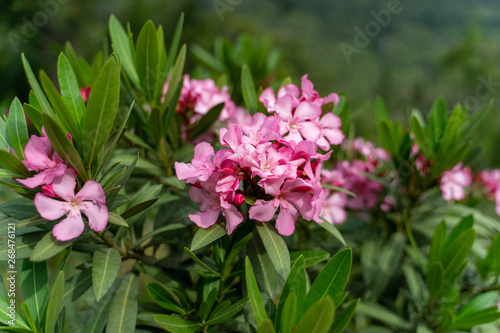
<box><xmin>23</xmin><ymin>134</ymin><xmax>52</xmax><ymax>171</ymax></box>
<box><xmin>16</xmin><ymin>171</ymin><xmax>50</xmax><ymax>189</ymax></box>
<box><xmin>193</xmin><ymin>142</ymin><xmax>215</xmax><ymax>165</ymax></box>
<box><xmin>259</xmin><ymin>87</ymin><xmax>276</xmax><ymax>111</ymax></box>
<box><xmin>323</xmin><ymin>92</ymin><xmax>340</xmax><ymax>106</ymax></box>
<box><xmin>294</xmin><ymin>102</ymin><xmax>321</xmax><ymax>121</ymax></box>
<box><xmin>274</xmin><ymin>95</ymin><xmax>293</xmax><ymax>122</ymax></box>
<box><xmin>275</xmin><ymin>202</ymin><xmax>298</xmax><ymax>236</ymax></box>
<box><xmin>52</xmin><ymin>211</ymin><xmax>85</xmax><ymax>241</ymax></box>
<box><xmin>80</xmin><ymin>201</ymin><xmax>108</xmax><ymax>231</ymax></box>
<box><xmin>320</xmin><ymin>113</ymin><xmax>341</xmax><ymax>128</ymax></box>
<box><xmin>299</xmin><ymin>121</ymin><xmax>322</xmax><ymax>142</ymax></box>
<box><xmin>189</xmin><ymin>187</ymin><xmax>219</xmax><ymax>211</ymax></box>
<box><xmin>222</xmin><ymin>205</ymin><xmax>243</xmax><ymax>234</ymax></box>
<box><xmin>34</xmin><ymin>193</ymin><xmax>69</xmax><ymax>220</ymax></box>
<box><xmin>51</xmin><ymin>169</ymin><xmax>77</xmax><ymax>201</ymax></box>
<box><xmin>249</xmin><ymin>199</ymin><xmax>279</xmax><ymax>222</ymax></box>
<box><xmin>277</xmin><ymin>84</ymin><xmax>300</xmax><ymax>99</ymax></box>
<box><xmin>76</xmin><ymin>181</ymin><xmax>106</xmax><ymax>204</ymax></box>
<box><xmin>175</xmin><ymin>162</ymin><xmax>209</xmax><ymax>182</ymax></box>
<box><xmin>285</xmin><ymin>192</ymin><xmax>315</xmax><ymax>221</ymax></box>
<box><xmin>189</xmin><ymin>208</ymin><xmax>220</xmax><ymax>228</ymax></box>
<box><xmin>323</xmin><ymin>128</ymin><xmax>344</xmax><ymax>146</ymax></box>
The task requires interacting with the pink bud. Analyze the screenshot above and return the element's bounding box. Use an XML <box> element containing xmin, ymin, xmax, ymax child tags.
<box><xmin>42</xmin><ymin>185</ymin><xmax>57</xmax><ymax>198</ymax></box>
<box><xmin>80</xmin><ymin>85</ymin><xmax>91</xmax><ymax>103</ymax></box>
<box><xmin>234</xmin><ymin>193</ymin><xmax>245</xmax><ymax>206</ymax></box>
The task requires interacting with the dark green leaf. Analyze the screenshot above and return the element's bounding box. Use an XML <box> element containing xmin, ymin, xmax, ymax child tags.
<box><xmin>160</xmin><ymin>44</ymin><xmax>186</xmax><ymax>115</ymax></box>
<box><xmin>0</xmin><ymin>117</ymin><xmax>12</xmax><ymax>151</ymax></box>
<box><xmin>330</xmin><ymin>299</ymin><xmax>359</xmax><ymax>333</ymax></box>
<box><xmin>374</xmin><ymin>96</ymin><xmax>389</xmax><ymax>123</ymax></box>
<box><xmin>188</xmin><ymin>103</ymin><xmax>224</xmax><ymax>141</ymax></box>
<box><xmin>247</xmin><ymin>233</ymin><xmax>279</xmax><ymax>298</ymax></box>
<box><xmin>183</xmin><ymin>247</ymin><xmax>221</xmax><ymax>277</ymax></box>
<box><xmin>155</xmin><ymin>315</ymin><xmax>201</xmax><ymax>333</ymax></box>
<box><xmin>92</xmin><ymin>248</ymin><xmax>121</xmax><ymax>302</ymax></box>
<box><xmin>136</xmin><ymin>21</ymin><xmax>159</xmax><ymax>102</ymax></box>
<box><xmin>129</xmin><ymin>223</ymin><xmax>184</xmax><ymax>250</ymax></box>
<box><xmin>109</xmin><ymin>15</ymin><xmax>140</xmax><ymax>88</ymax></box>
<box><xmin>356</xmin><ymin>302</ymin><xmax>412</xmax><ymax>330</ymax></box>
<box><xmin>371</xmin><ymin>233</ymin><xmax>405</xmax><ymax>299</ymax></box>
<box><xmin>30</xmin><ymin>231</ymin><xmax>74</xmax><ymax>262</ymax></box>
<box><xmin>0</xmin><ymin>150</ymin><xmax>30</xmax><ymax>177</ymax></box>
<box><xmin>165</xmin><ymin>13</ymin><xmax>184</xmax><ymax>72</ymax></box>
<box><xmin>147</xmin><ymin>282</ymin><xmax>185</xmax><ymax>315</ymax></box>
<box><xmin>241</xmin><ymin>65</ymin><xmax>258</xmax><ymax>113</ymax></box>
<box><xmin>44</xmin><ymin>271</ymin><xmax>65</xmax><ymax>333</ymax></box>
<box><xmin>64</xmin><ymin>42</ymin><xmax>86</xmax><ymax>88</ymax></box>
<box><xmin>206</xmin><ymin>298</ymin><xmax>249</xmax><ymax>325</ymax></box>
<box><xmin>63</xmin><ymin>267</ymin><xmax>93</xmax><ymax>304</ymax></box>
<box><xmin>21</xmin><ymin>259</ymin><xmax>48</xmax><ymax>325</ymax></box>
<box><xmin>0</xmin><ymin>231</ymin><xmax>45</xmax><ymax>260</ymax></box>
<box><xmin>85</xmin><ymin>290</ymin><xmax>113</xmax><ymax>333</ymax></box>
<box><xmin>58</xmin><ymin>53</ymin><xmax>86</xmax><ymax>130</ymax></box>
<box><xmin>426</xmin><ymin>262</ymin><xmax>444</xmax><ymax>297</ymax></box>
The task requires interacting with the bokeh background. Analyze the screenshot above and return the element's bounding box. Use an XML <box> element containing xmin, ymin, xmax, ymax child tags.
<box><xmin>1</xmin><ymin>0</ymin><xmax>500</xmax><ymax>166</ymax></box>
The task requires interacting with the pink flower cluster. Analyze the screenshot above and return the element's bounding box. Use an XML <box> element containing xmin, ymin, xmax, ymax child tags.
<box><xmin>475</xmin><ymin>169</ymin><xmax>500</xmax><ymax>214</ymax></box>
<box><xmin>16</xmin><ymin>129</ymin><xmax>108</xmax><ymax>241</ymax></box>
<box><xmin>320</xmin><ymin>138</ymin><xmax>389</xmax><ymax>224</ymax></box>
<box><xmin>175</xmin><ymin>75</ymin><xmax>344</xmax><ymax>236</ymax></box>
<box><xmin>440</xmin><ymin>163</ymin><xmax>472</xmax><ymax>202</ymax></box>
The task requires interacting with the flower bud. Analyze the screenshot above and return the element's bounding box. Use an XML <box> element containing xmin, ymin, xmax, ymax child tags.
<box><xmin>234</xmin><ymin>193</ymin><xmax>245</xmax><ymax>206</ymax></box>
<box><xmin>42</xmin><ymin>185</ymin><xmax>57</xmax><ymax>198</ymax></box>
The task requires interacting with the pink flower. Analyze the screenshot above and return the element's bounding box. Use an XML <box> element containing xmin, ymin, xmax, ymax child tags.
<box><xmin>316</xmin><ymin>113</ymin><xmax>344</xmax><ymax>151</ymax></box>
<box><xmin>440</xmin><ymin>163</ymin><xmax>472</xmax><ymax>201</ymax></box>
<box><xmin>80</xmin><ymin>86</ymin><xmax>91</xmax><ymax>104</ymax></box>
<box><xmin>320</xmin><ymin>191</ymin><xmax>347</xmax><ymax>224</ymax></box>
<box><xmin>34</xmin><ymin>169</ymin><xmax>108</xmax><ymax>241</ymax></box>
<box><xmin>16</xmin><ymin>128</ymin><xmax>68</xmax><ymax>188</ymax></box>
<box><xmin>174</xmin><ymin>142</ymin><xmax>216</xmax><ymax>184</ymax></box>
<box><xmin>249</xmin><ymin>179</ymin><xmax>317</xmax><ymax>236</ymax></box>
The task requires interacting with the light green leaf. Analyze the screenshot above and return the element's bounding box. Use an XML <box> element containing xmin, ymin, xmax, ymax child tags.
<box><xmin>290</xmin><ymin>250</ymin><xmax>329</xmax><ymax>267</ymax></box>
<box><xmin>108</xmin><ymin>212</ymin><xmax>129</xmax><ymax>227</ymax></box>
<box><xmin>82</xmin><ymin>54</ymin><xmax>120</xmax><ymax>167</ymax></box>
<box><xmin>247</xmin><ymin>234</ymin><xmax>279</xmax><ymax>298</ymax></box>
<box><xmin>190</xmin><ymin>224</ymin><xmax>226</xmax><ymax>251</ymax></box>
<box><xmin>58</xmin><ymin>53</ymin><xmax>86</xmax><ymax>129</ymax></box>
<box><xmin>21</xmin><ymin>259</ymin><xmax>48</xmax><ymax>325</ymax></box>
<box><xmin>92</xmin><ymin>248</ymin><xmax>121</xmax><ymax>302</ymax></box>
<box><xmin>23</xmin><ymin>104</ymin><xmax>43</xmax><ymax>133</ymax></box>
<box><xmin>44</xmin><ymin>271</ymin><xmax>65</xmax><ymax>333</ymax></box>
<box><xmin>183</xmin><ymin>247</ymin><xmax>221</xmax><ymax>277</ymax></box>
<box><xmin>280</xmin><ymin>292</ymin><xmax>297</xmax><ymax>333</ymax></box>
<box><xmin>0</xmin><ymin>117</ymin><xmax>12</xmax><ymax>151</ymax></box>
<box><xmin>206</xmin><ymin>298</ymin><xmax>249</xmax><ymax>325</ymax></box>
<box><xmin>0</xmin><ymin>149</ymin><xmax>30</xmax><ymax>177</ymax></box>
<box><xmin>106</xmin><ymin>273</ymin><xmax>139</xmax><ymax>333</ymax></box>
<box><xmin>0</xmin><ymin>297</ymin><xmax>31</xmax><ymax>330</ymax></box>
<box><xmin>109</xmin><ymin>15</ymin><xmax>140</xmax><ymax>88</ymax></box>
<box><xmin>299</xmin><ymin>248</ymin><xmax>352</xmax><ymax>318</ymax></box>
<box><xmin>8</xmin><ymin>97</ymin><xmax>28</xmax><ymax>160</ymax></box>
<box><xmin>356</xmin><ymin>301</ymin><xmax>412</xmax><ymax>330</ymax></box>
<box><xmin>241</xmin><ymin>65</ymin><xmax>258</xmax><ymax>114</ymax></box>
<box><xmin>155</xmin><ymin>315</ymin><xmax>201</xmax><ymax>333</ymax></box>
<box><xmin>317</xmin><ymin>219</ymin><xmax>346</xmax><ymax>246</ymax></box>
<box><xmin>330</xmin><ymin>299</ymin><xmax>359</xmax><ymax>333</ymax></box>
<box><xmin>30</xmin><ymin>231</ymin><xmax>74</xmax><ymax>262</ymax></box>
<box><xmin>257</xmin><ymin>318</ymin><xmax>276</xmax><ymax>333</ymax></box>
<box><xmin>245</xmin><ymin>257</ymin><xmax>267</xmax><ymax>326</ymax></box>
<box><xmin>255</xmin><ymin>222</ymin><xmax>290</xmax><ymax>281</ymax></box>
<box><xmin>21</xmin><ymin>53</ymin><xmax>54</xmax><ymax>115</ymax></box>
<box><xmin>294</xmin><ymin>297</ymin><xmax>335</xmax><ymax>333</ymax></box>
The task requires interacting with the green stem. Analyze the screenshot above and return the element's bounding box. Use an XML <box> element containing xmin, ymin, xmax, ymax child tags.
<box><xmin>158</xmin><ymin>138</ymin><xmax>173</xmax><ymax>177</ymax></box>
<box><xmin>98</xmin><ymin>231</ymin><xmax>127</xmax><ymax>257</ymax></box>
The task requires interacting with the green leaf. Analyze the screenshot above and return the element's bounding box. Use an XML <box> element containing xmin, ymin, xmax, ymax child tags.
<box><xmin>82</xmin><ymin>54</ymin><xmax>121</xmax><ymax>167</ymax></box>
<box><xmin>23</xmin><ymin>104</ymin><xmax>43</xmax><ymax>133</ymax></box>
<box><xmin>0</xmin><ymin>150</ymin><xmax>30</xmax><ymax>177</ymax></box>
<box><xmin>459</xmin><ymin>99</ymin><xmax>491</xmax><ymax>145</ymax></box>
<box><xmin>43</xmin><ymin>113</ymin><xmax>87</xmax><ymax>180</ymax></box>
<box><xmin>225</xmin><ymin>232</ymin><xmax>253</xmax><ymax>266</ymax></box>
<box><xmin>108</xmin><ymin>212</ymin><xmax>129</xmax><ymax>227</ymax></box>
<box><xmin>109</xmin><ymin>15</ymin><xmax>140</xmax><ymax>88</ymax></box>
<box><xmin>290</xmin><ymin>250</ymin><xmax>329</xmax><ymax>267</ymax></box>
<box><xmin>377</xmin><ymin>120</ymin><xmax>396</xmax><ymax>155</ymax></box>
<box><xmin>160</xmin><ymin>44</ymin><xmax>186</xmax><ymax>115</ymax></box>
<box><xmin>442</xmin><ymin>229</ymin><xmax>475</xmax><ymax>282</ymax></box>
<box><xmin>0</xmin><ymin>231</ymin><xmax>45</xmax><ymax>260</ymax></box>
<box><xmin>63</xmin><ymin>267</ymin><xmax>93</xmax><ymax>305</ymax></box>
<box><xmin>317</xmin><ymin>219</ymin><xmax>346</xmax><ymax>246</ymax></box>
<box><xmin>190</xmin><ymin>224</ymin><xmax>226</xmax><ymax>251</ymax></box>
<box><xmin>374</xmin><ymin>96</ymin><xmax>389</xmax><ymax>124</ymax></box>
<box><xmin>245</xmin><ymin>257</ymin><xmax>267</xmax><ymax>326</ymax></box>
<box><xmin>21</xmin><ymin>53</ymin><xmax>54</xmax><ymax>115</ymax></box>
<box><xmin>241</xmin><ymin>65</ymin><xmax>258</xmax><ymax>113</ymax></box>
<box><xmin>188</xmin><ymin>103</ymin><xmax>224</xmax><ymax>141</ymax></box>
<box><xmin>321</xmin><ymin>184</ymin><xmax>357</xmax><ymax>198</ymax></box>
<box><xmin>0</xmin><ymin>117</ymin><xmax>12</xmax><ymax>151</ymax></box>
<box><xmin>294</xmin><ymin>297</ymin><xmax>335</xmax><ymax>333</ymax></box>
<box><xmin>247</xmin><ymin>234</ymin><xmax>279</xmax><ymax>298</ymax></box>
<box><xmin>0</xmin><ymin>297</ymin><xmax>32</xmax><ymax>330</ymax></box>
<box><xmin>275</xmin><ymin>256</ymin><xmax>307</xmax><ymax>332</ymax></box>
<box><xmin>206</xmin><ymin>298</ymin><xmax>249</xmax><ymax>325</ymax></box>
<box><xmin>456</xmin><ymin>291</ymin><xmax>498</xmax><ymax>320</ymax></box>
<box><xmin>136</xmin><ymin>21</ymin><xmax>159</xmax><ymax>102</ymax></box>
<box><xmin>92</xmin><ymin>248</ymin><xmax>122</xmax><ymax>302</ymax></box>
<box><xmin>30</xmin><ymin>231</ymin><xmax>74</xmax><ymax>262</ymax></box>
<box><xmin>330</xmin><ymin>299</ymin><xmax>359</xmax><ymax>333</ymax></box>
<box><xmin>280</xmin><ymin>292</ymin><xmax>297</xmax><ymax>333</ymax></box>
<box><xmin>300</xmin><ymin>248</ymin><xmax>352</xmax><ymax>318</ymax></box>
<box><xmin>165</xmin><ymin>13</ymin><xmax>184</xmax><ymax>72</ymax></box>
<box><xmin>190</xmin><ymin>43</ymin><xmax>225</xmax><ymax>73</ymax></box>
<box><xmin>426</xmin><ymin>262</ymin><xmax>444</xmax><ymax>297</ymax></box>
<box><xmin>128</xmin><ymin>223</ymin><xmax>184</xmax><ymax>250</ymax></box>
<box><xmin>147</xmin><ymin>282</ymin><xmax>185</xmax><ymax>315</ymax></box>
<box><xmin>257</xmin><ymin>318</ymin><xmax>276</xmax><ymax>333</ymax></box>
<box><xmin>371</xmin><ymin>233</ymin><xmax>405</xmax><ymax>299</ymax></box>
<box><xmin>453</xmin><ymin>306</ymin><xmax>500</xmax><ymax>330</ymax></box>
<box><xmin>183</xmin><ymin>247</ymin><xmax>221</xmax><ymax>276</ymax></box>
<box><xmin>410</xmin><ymin>110</ymin><xmax>432</xmax><ymax>157</ymax></box>
<box><xmin>155</xmin><ymin>315</ymin><xmax>201</xmax><ymax>333</ymax></box>
<box><xmin>428</xmin><ymin>221</ymin><xmax>446</xmax><ymax>267</ymax></box>
<box><xmin>44</xmin><ymin>271</ymin><xmax>65</xmax><ymax>333</ymax></box>
<box><xmin>39</xmin><ymin>69</ymin><xmax>81</xmax><ymax>141</ymax></box>
<box><xmin>105</xmin><ymin>273</ymin><xmax>139</xmax><ymax>333</ymax></box>
<box><xmin>58</xmin><ymin>53</ymin><xmax>86</xmax><ymax>129</ymax></box>
<box><xmin>21</xmin><ymin>259</ymin><xmax>48</xmax><ymax>325</ymax></box>
<box><xmin>7</xmin><ymin>97</ymin><xmax>28</xmax><ymax>160</ymax></box>
<box><xmin>255</xmin><ymin>222</ymin><xmax>290</xmax><ymax>281</ymax></box>
<box><xmin>85</xmin><ymin>290</ymin><xmax>113</xmax><ymax>333</ymax></box>
<box><xmin>64</xmin><ymin>42</ymin><xmax>86</xmax><ymax>88</ymax></box>
<box><xmin>356</xmin><ymin>302</ymin><xmax>412</xmax><ymax>330</ymax></box>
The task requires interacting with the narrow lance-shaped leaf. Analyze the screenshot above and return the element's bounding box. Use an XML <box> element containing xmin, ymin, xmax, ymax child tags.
<box><xmin>82</xmin><ymin>54</ymin><xmax>121</xmax><ymax>168</ymax></box>
<box><xmin>330</xmin><ymin>299</ymin><xmax>359</xmax><ymax>333</ymax></box>
<box><xmin>21</xmin><ymin>53</ymin><xmax>54</xmax><ymax>115</ymax></box>
<box><xmin>191</xmin><ymin>224</ymin><xmax>226</xmax><ymax>251</ymax></box>
<box><xmin>245</xmin><ymin>257</ymin><xmax>267</xmax><ymax>326</ymax></box>
<box><xmin>0</xmin><ymin>117</ymin><xmax>12</xmax><ymax>151</ymax></box>
<box><xmin>105</xmin><ymin>273</ymin><xmax>139</xmax><ymax>333</ymax></box>
<box><xmin>136</xmin><ymin>21</ymin><xmax>159</xmax><ymax>102</ymax></box>
<box><xmin>58</xmin><ymin>53</ymin><xmax>86</xmax><ymax>129</ymax></box>
<box><xmin>160</xmin><ymin>44</ymin><xmax>186</xmax><ymax>115</ymax></box>
<box><xmin>109</xmin><ymin>15</ymin><xmax>140</xmax><ymax>88</ymax></box>
<box><xmin>255</xmin><ymin>222</ymin><xmax>290</xmax><ymax>281</ymax></box>
<box><xmin>21</xmin><ymin>260</ymin><xmax>48</xmax><ymax>325</ymax></box>
<box><xmin>0</xmin><ymin>149</ymin><xmax>31</xmax><ymax>177</ymax></box>
<box><xmin>8</xmin><ymin>97</ymin><xmax>28</xmax><ymax>160</ymax></box>
<box><xmin>30</xmin><ymin>231</ymin><xmax>74</xmax><ymax>262</ymax></box>
<box><xmin>155</xmin><ymin>314</ymin><xmax>201</xmax><ymax>333</ymax></box>
<box><xmin>294</xmin><ymin>297</ymin><xmax>335</xmax><ymax>333</ymax></box>
<box><xmin>44</xmin><ymin>271</ymin><xmax>65</xmax><ymax>333</ymax></box>
<box><xmin>241</xmin><ymin>65</ymin><xmax>258</xmax><ymax>114</ymax></box>
<box><xmin>92</xmin><ymin>248</ymin><xmax>122</xmax><ymax>302</ymax></box>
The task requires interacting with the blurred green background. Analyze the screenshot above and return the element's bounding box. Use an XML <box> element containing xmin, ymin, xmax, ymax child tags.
<box><xmin>1</xmin><ymin>0</ymin><xmax>500</xmax><ymax>168</ymax></box>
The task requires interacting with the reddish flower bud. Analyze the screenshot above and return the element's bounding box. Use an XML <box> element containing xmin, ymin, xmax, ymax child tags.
<box><xmin>234</xmin><ymin>193</ymin><xmax>245</xmax><ymax>206</ymax></box>
<box><xmin>42</xmin><ymin>185</ymin><xmax>57</xmax><ymax>198</ymax></box>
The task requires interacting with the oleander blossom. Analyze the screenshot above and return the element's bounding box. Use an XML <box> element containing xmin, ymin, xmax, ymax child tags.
<box><xmin>175</xmin><ymin>75</ymin><xmax>344</xmax><ymax>235</ymax></box>
<box><xmin>474</xmin><ymin>169</ymin><xmax>500</xmax><ymax>214</ymax></box>
<box><xmin>15</xmin><ymin>127</ymin><xmax>68</xmax><ymax>188</ymax></box>
<box><xmin>440</xmin><ymin>163</ymin><xmax>471</xmax><ymax>202</ymax></box>
<box><xmin>34</xmin><ymin>169</ymin><xmax>108</xmax><ymax>241</ymax></box>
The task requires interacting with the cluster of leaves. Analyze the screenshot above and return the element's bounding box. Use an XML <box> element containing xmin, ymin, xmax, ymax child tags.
<box><xmin>0</xmin><ymin>13</ymin><xmax>499</xmax><ymax>333</ymax></box>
